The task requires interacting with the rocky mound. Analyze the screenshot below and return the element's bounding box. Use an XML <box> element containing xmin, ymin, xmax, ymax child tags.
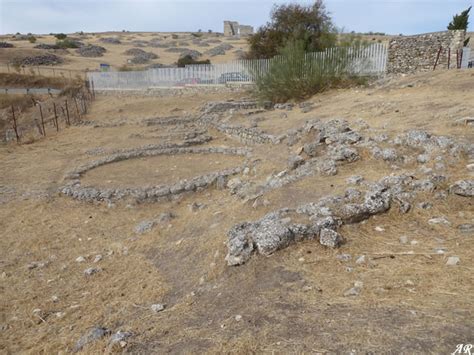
<box><xmin>205</xmin><ymin>43</ymin><xmax>234</xmax><ymax>56</ymax></box>
<box><xmin>13</xmin><ymin>54</ymin><xmax>63</xmax><ymax>66</ymax></box>
<box><xmin>123</xmin><ymin>48</ymin><xmax>147</xmax><ymax>56</ymax></box>
<box><xmin>149</xmin><ymin>41</ymin><xmax>169</xmax><ymax>48</ymax></box>
<box><xmin>128</xmin><ymin>52</ymin><xmax>159</xmax><ymax>64</ymax></box>
<box><xmin>0</xmin><ymin>42</ymin><xmax>14</xmax><ymax>48</ymax></box>
<box><xmin>34</xmin><ymin>43</ymin><xmax>60</xmax><ymax>50</ymax></box>
<box><xmin>76</xmin><ymin>45</ymin><xmax>106</xmax><ymax>57</ymax></box>
<box><xmin>165</xmin><ymin>47</ymin><xmax>191</xmax><ymax>53</ymax></box>
<box><xmin>130</xmin><ymin>40</ymin><xmax>149</xmax><ymax>47</ymax></box>
<box><xmin>100</xmin><ymin>37</ymin><xmax>121</xmax><ymax>44</ymax></box>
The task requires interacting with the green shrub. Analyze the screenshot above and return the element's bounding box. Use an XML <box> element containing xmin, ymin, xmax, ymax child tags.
<box><xmin>118</xmin><ymin>65</ymin><xmax>143</xmax><ymax>71</ymax></box>
<box><xmin>28</xmin><ymin>36</ymin><xmax>36</xmax><ymax>43</ymax></box>
<box><xmin>54</xmin><ymin>33</ymin><xmax>67</xmax><ymax>40</ymax></box>
<box><xmin>246</xmin><ymin>0</ymin><xmax>337</xmax><ymax>59</ymax></box>
<box><xmin>56</xmin><ymin>39</ymin><xmax>79</xmax><ymax>48</ymax></box>
<box><xmin>249</xmin><ymin>39</ymin><xmax>368</xmax><ymax>103</ymax></box>
<box><xmin>191</xmin><ymin>32</ymin><xmax>203</xmax><ymax>38</ymax></box>
<box><xmin>177</xmin><ymin>55</ymin><xmax>210</xmax><ymax>67</ymax></box>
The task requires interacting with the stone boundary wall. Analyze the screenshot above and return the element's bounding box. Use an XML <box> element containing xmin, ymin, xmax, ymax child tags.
<box><xmin>387</xmin><ymin>30</ymin><xmax>466</xmax><ymax>74</ymax></box>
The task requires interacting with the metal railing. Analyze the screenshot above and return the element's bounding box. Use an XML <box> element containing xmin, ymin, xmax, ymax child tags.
<box><xmin>88</xmin><ymin>43</ymin><xmax>389</xmax><ymax>90</ymax></box>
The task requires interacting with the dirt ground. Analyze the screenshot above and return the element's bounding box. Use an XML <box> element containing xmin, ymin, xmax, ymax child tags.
<box><xmin>0</xmin><ymin>70</ymin><xmax>473</xmax><ymax>353</ymax></box>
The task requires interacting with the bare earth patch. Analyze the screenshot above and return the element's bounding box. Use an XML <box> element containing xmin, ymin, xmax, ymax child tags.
<box><xmin>81</xmin><ymin>153</ymin><xmax>244</xmax><ymax>188</ymax></box>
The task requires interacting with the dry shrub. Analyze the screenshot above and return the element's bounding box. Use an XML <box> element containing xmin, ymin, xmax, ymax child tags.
<box><xmin>0</xmin><ymin>94</ymin><xmax>36</xmax><ymax>110</ymax></box>
<box><xmin>0</xmin><ymin>73</ymin><xmax>71</xmax><ymax>89</ymax></box>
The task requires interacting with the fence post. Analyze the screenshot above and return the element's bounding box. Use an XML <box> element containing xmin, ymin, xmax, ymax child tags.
<box><xmin>448</xmin><ymin>48</ymin><xmax>451</xmax><ymax>69</ymax></box>
<box><xmin>73</xmin><ymin>97</ymin><xmax>81</xmax><ymax>120</ymax></box>
<box><xmin>53</xmin><ymin>102</ymin><xmax>59</xmax><ymax>131</ymax></box>
<box><xmin>11</xmin><ymin>106</ymin><xmax>20</xmax><ymax>142</ymax></box>
<box><xmin>433</xmin><ymin>46</ymin><xmax>442</xmax><ymax>70</ymax></box>
<box><xmin>91</xmin><ymin>80</ymin><xmax>95</xmax><ymax>99</ymax></box>
<box><xmin>65</xmin><ymin>100</ymin><xmax>70</xmax><ymax>125</ymax></box>
<box><xmin>38</xmin><ymin>104</ymin><xmax>46</xmax><ymax>136</ymax></box>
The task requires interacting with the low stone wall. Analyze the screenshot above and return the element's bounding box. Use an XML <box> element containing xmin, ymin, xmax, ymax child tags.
<box><xmin>60</xmin><ymin>146</ymin><xmax>252</xmax><ymax>203</ymax></box>
<box><xmin>95</xmin><ymin>84</ymin><xmax>251</xmax><ymax>97</ymax></box>
<box><xmin>387</xmin><ymin>30</ymin><xmax>466</xmax><ymax>74</ymax></box>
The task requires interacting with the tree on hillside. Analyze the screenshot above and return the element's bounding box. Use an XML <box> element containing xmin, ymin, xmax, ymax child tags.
<box><xmin>245</xmin><ymin>0</ymin><xmax>337</xmax><ymax>59</ymax></box>
<box><xmin>447</xmin><ymin>6</ymin><xmax>471</xmax><ymax>30</ymax></box>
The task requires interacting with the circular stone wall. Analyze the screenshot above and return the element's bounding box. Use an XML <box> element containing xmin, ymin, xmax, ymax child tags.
<box><xmin>60</xmin><ymin>146</ymin><xmax>251</xmax><ymax>203</ymax></box>
<box><xmin>81</xmin><ymin>153</ymin><xmax>244</xmax><ymax>188</ymax></box>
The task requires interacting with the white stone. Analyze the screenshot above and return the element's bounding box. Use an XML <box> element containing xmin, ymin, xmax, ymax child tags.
<box><xmin>75</xmin><ymin>256</ymin><xmax>86</xmax><ymax>263</ymax></box>
<box><xmin>446</xmin><ymin>256</ymin><xmax>460</xmax><ymax>266</ymax></box>
<box><xmin>399</xmin><ymin>235</ymin><xmax>409</xmax><ymax>244</ymax></box>
<box><xmin>151</xmin><ymin>304</ymin><xmax>165</xmax><ymax>313</ymax></box>
<box><xmin>428</xmin><ymin>217</ymin><xmax>451</xmax><ymax>226</ymax></box>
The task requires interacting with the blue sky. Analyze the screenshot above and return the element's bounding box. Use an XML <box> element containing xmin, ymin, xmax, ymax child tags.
<box><xmin>0</xmin><ymin>0</ymin><xmax>473</xmax><ymax>35</ymax></box>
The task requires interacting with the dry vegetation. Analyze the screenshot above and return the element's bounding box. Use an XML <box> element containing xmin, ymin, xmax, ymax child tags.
<box><xmin>0</xmin><ymin>73</ymin><xmax>71</xmax><ymax>89</ymax></box>
<box><xmin>0</xmin><ymin>31</ymin><xmax>252</xmax><ymax>72</ymax></box>
<box><xmin>0</xmin><ymin>70</ymin><xmax>473</xmax><ymax>353</ymax></box>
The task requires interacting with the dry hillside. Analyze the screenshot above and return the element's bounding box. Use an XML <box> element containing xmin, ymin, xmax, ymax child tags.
<box><xmin>0</xmin><ymin>31</ymin><xmax>250</xmax><ymax>72</ymax></box>
<box><xmin>0</xmin><ymin>69</ymin><xmax>473</xmax><ymax>353</ymax></box>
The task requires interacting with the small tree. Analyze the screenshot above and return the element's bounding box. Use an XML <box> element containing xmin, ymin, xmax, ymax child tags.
<box><xmin>28</xmin><ymin>36</ymin><xmax>37</xmax><ymax>43</ymax></box>
<box><xmin>447</xmin><ymin>6</ymin><xmax>471</xmax><ymax>30</ymax></box>
<box><xmin>54</xmin><ymin>33</ymin><xmax>67</xmax><ymax>40</ymax></box>
<box><xmin>246</xmin><ymin>0</ymin><xmax>337</xmax><ymax>59</ymax></box>
<box><xmin>250</xmin><ymin>39</ymin><xmax>362</xmax><ymax>102</ymax></box>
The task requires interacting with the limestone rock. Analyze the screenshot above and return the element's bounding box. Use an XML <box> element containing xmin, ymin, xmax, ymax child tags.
<box><xmin>151</xmin><ymin>304</ymin><xmax>165</xmax><ymax>313</ymax></box>
<box><xmin>449</xmin><ymin>180</ymin><xmax>474</xmax><ymax>197</ymax></box>
<box><xmin>446</xmin><ymin>256</ymin><xmax>460</xmax><ymax>266</ymax></box>
<box><xmin>319</xmin><ymin>228</ymin><xmax>342</xmax><ymax>248</ymax></box>
<box><xmin>74</xmin><ymin>327</ymin><xmax>111</xmax><ymax>352</ymax></box>
<box><xmin>288</xmin><ymin>155</ymin><xmax>305</xmax><ymax>170</ymax></box>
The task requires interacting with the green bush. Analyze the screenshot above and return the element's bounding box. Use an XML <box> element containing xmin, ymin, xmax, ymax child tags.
<box><xmin>54</xmin><ymin>33</ymin><xmax>67</xmax><ymax>40</ymax></box>
<box><xmin>250</xmin><ymin>39</ymin><xmax>368</xmax><ymax>103</ymax></box>
<box><xmin>177</xmin><ymin>55</ymin><xmax>210</xmax><ymax>67</ymax></box>
<box><xmin>246</xmin><ymin>0</ymin><xmax>337</xmax><ymax>59</ymax></box>
<box><xmin>28</xmin><ymin>36</ymin><xmax>37</xmax><ymax>43</ymax></box>
<box><xmin>56</xmin><ymin>39</ymin><xmax>79</xmax><ymax>48</ymax></box>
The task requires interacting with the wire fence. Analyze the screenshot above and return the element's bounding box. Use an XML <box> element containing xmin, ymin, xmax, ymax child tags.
<box><xmin>3</xmin><ymin>89</ymin><xmax>94</xmax><ymax>143</ymax></box>
<box><xmin>88</xmin><ymin>43</ymin><xmax>389</xmax><ymax>90</ymax></box>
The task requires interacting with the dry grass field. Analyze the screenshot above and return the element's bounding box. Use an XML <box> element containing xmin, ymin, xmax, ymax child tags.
<box><xmin>0</xmin><ymin>69</ymin><xmax>473</xmax><ymax>353</ymax></box>
<box><xmin>0</xmin><ymin>31</ymin><xmax>250</xmax><ymax>73</ymax></box>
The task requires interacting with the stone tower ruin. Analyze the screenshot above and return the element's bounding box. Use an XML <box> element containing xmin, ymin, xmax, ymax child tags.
<box><xmin>223</xmin><ymin>21</ymin><xmax>253</xmax><ymax>37</ymax></box>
